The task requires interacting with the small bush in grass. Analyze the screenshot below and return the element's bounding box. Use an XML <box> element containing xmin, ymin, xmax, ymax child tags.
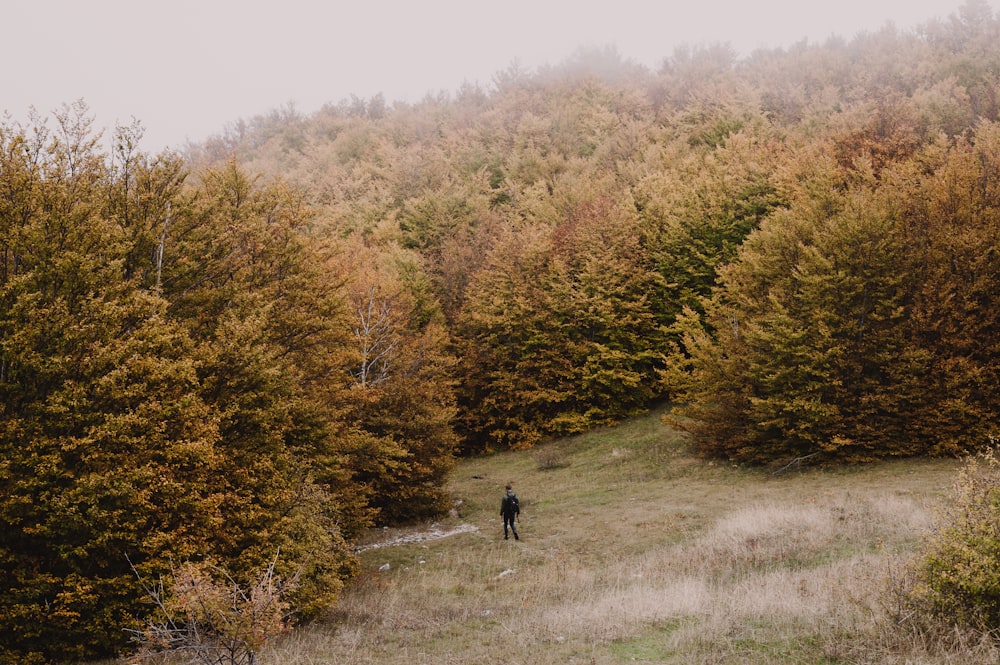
<box><xmin>534</xmin><ymin>445</ymin><xmax>570</xmax><ymax>470</ymax></box>
<box><xmin>906</xmin><ymin>447</ymin><xmax>1000</xmax><ymax>636</ymax></box>
<box><xmin>129</xmin><ymin>553</ymin><xmax>299</xmax><ymax>665</ymax></box>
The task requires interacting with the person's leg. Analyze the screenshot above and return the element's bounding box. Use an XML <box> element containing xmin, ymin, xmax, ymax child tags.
<box><xmin>503</xmin><ymin>515</ymin><xmax>510</xmax><ymax>539</ymax></box>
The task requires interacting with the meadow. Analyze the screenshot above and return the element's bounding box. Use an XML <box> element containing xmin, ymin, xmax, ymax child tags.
<box><xmin>135</xmin><ymin>408</ymin><xmax>998</xmax><ymax>664</ymax></box>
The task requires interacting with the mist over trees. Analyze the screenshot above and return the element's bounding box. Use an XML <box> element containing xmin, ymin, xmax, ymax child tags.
<box><xmin>4</xmin><ymin>0</ymin><xmax>1000</xmax><ymax>660</ymax></box>
<box><xmin>191</xmin><ymin>0</ymin><xmax>1000</xmax><ymax>460</ymax></box>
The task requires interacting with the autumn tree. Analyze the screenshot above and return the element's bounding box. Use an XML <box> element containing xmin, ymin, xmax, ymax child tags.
<box><xmin>452</xmin><ymin>223</ymin><xmax>557</xmax><ymax>451</ymax></box>
<box><xmin>454</xmin><ymin>195</ymin><xmax>669</xmax><ymax>451</ymax></box>
<box><xmin>0</xmin><ymin>107</ymin><xmax>225</xmax><ymax>661</ymax></box>
<box><xmin>0</xmin><ymin>108</ymin><xmax>360</xmax><ymax>663</ymax></box>
<box><xmin>669</xmin><ymin>122</ymin><xmax>1000</xmax><ymax>464</ymax></box>
<box><xmin>336</xmin><ymin>237</ymin><xmax>458</xmax><ymax>523</ymax></box>
<box><xmin>890</xmin><ymin>124</ymin><xmax>1000</xmax><ymax>453</ymax></box>
<box><xmin>153</xmin><ymin>159</ymin><xmax>370</xmax><ymax>609</ymax></box>
<box><xmin>635</xmin><ymin>125</ymin><xmax>788</xmax><ymax>334</ymax></box>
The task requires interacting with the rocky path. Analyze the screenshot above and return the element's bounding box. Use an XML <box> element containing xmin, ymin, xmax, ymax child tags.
<box><xmin>354</xmin><ymin>522</ymin><xmax>479</xmax><ymax>553</ymax></box>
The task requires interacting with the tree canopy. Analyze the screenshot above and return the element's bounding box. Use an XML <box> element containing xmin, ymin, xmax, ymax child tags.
<box><xmin>0</xmin><ymin>106</ymin><xmax>455</xmax><ymax>662</ymax></box>
<box><xmin>188</xmin><ymin>1</ymin><xmax>1000</xmax><ymax>465</ymax></box>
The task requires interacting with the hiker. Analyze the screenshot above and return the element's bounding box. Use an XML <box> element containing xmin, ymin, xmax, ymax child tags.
<box><xmin>500</xmin><ymin>484</ymin><xmax>520</xmax><ymax>540</ymax></box>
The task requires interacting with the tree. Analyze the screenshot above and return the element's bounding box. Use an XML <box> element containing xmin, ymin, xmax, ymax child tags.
<box><xmin>694</xmin><ymin>169</ymin><xmax>920</xmax><ymax>459</ymax></box>
<box><xmin>337</xmin><ymin>237</ymin><xmax>458</xmax><ymax>522</ymax></box>
<box><xmin>0</xmin><ymin>108</ymin><xmax>360</xmax><ymax>663</ymax></box>
<box><xmin>454</xmin><ymin>195</ymin><xmax>670</xmax><ymax>452</ymax></box>
<box><xmin>0</xmin><ymin>106</ymin><xmax>228</xmax><ymax>661</ymax></box>
<box><xmin>890</xmin><ymin>125</ymin><xmax>1000</xmax><ymax>453</ymax></box>
<box><xmin>452</xmin><ymin>223</ymin><xmax>559</xmax><ymax>451</ymax></box>
<box><xmin>636</xmin><ymin>125</ymin><xmax>788</xmax><ymax>336</ymax></box>
<box><xmin>669</xmin><ymin>124</ymin><xmax>1000</xmax><ymax>464</ymax></box>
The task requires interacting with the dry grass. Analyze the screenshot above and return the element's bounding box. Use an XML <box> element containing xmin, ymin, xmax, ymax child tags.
<box><xmin>114</xmin><ymin>408</ymin><xmax>996</xmax><ymax>664</ymax></box>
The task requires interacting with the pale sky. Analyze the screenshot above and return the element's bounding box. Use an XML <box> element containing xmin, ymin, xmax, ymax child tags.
<box><xmin>2</xmin><ymin>0</ymin><xmax>983</xmax><ymax>152</ymax></box>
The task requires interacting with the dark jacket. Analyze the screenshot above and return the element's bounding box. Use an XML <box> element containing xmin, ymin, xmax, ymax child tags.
<box><xmin>500</xmin><ymin>491</ymin><xmax>520</xmax><ymax>518</ymax></box>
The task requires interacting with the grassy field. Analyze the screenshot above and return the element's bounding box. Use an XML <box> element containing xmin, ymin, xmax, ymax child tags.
<box><xmin>150</xmin><ymin>408</ymin><xmax>1000</xmax><ymax>663</ymax></box>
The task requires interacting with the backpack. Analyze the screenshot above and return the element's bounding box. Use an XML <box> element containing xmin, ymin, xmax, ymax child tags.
<box><xmin>503</xmin><ymin>492</ymin><xmax>520</xmax><ymax>515</ymax></box>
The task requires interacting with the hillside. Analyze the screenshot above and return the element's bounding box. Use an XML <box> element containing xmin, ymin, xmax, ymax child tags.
<box><xmin>9</xmin><ymin>4</ymin><xmax>1000</xmax><ymax>660</ymax></box>
<box><xmin>254</xmin><ymin>408</ymin><xmax>974</xmax><ymax>664</ymax></box>
<box><xmin>182</xmin><ymin>0</ymin><xmax>1000</xmax><ymax>463</ymax></box>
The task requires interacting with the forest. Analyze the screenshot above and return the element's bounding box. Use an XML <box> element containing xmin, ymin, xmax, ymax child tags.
<box><xmin>3</xmin><ymin>0</ymin><xmax>1000</xmax><ymax>661</ymax></box>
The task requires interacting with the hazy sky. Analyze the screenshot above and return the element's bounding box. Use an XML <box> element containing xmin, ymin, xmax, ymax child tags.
<box><xmin>3</xmin><ymin>0</ymin><xmax>985</xmax><ymax>152</ymax></box>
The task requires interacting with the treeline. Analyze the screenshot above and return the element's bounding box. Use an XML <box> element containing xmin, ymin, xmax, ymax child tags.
<box><xmin>4</xmin><ymin>0</ymin><xmax>1000</xmax><ymax>660</ymax></box>
<box><xmin>190</xmin><ymin>0</ymin><xmax>1000</xmax><ymax>458</ymax></box>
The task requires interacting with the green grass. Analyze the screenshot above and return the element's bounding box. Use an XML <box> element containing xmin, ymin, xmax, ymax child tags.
<box><xmin>118</xmin><ymin>406</ymin><xmax>1000</xmax><ymax>664</ymax></box>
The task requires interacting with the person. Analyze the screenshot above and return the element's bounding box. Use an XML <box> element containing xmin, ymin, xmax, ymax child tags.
<box><xmin>500</xmin><ymin>484</ymin><xmax>520</xmax><ymax>540</ymax></box>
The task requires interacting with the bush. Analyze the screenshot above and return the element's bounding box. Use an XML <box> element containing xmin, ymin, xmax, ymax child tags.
<box><xmin>906</xmin><ymin>447</ymin><xmax>1000</xmax><ymax>634</ymax></box>
<box><xmin>130</xmin><ymin>554</ymin><xmax>298</xmax><ymax>665</ymax></box>
<box><xmin>534</xmin><ymin>445</ymin><xmax>571</xmax><ymax>471</ymax></box>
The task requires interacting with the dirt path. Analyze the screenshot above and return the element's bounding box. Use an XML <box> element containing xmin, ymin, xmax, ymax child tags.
<box><xmin>354</xmin><ymin>522</ymin><xmax>479</xmax><ymax>553</ymax></box>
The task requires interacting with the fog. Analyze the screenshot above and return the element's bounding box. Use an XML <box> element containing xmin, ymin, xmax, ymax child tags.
<box><xmin>3</xmin><ymin>0</ymin><xmax>980</xmax><ymax>151</ymax></box>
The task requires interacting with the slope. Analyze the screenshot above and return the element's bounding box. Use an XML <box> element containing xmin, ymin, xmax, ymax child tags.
<box><xmin>262</xmin><ymin>406</ymin><xmax>967</xmax><ymax>664</ymax></box>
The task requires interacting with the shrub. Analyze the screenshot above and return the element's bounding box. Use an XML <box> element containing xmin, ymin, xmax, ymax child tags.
<box><xmin>906</xmin><ymin>447</ymin><xmax>1000</xmax><ymax>634</ymax></box>
<box><xmin>130</xmin><ymin>554</ymin><xmax>298</xmax><ymax>665</ymax></box>
<box><xmin>534</xmin><ymin>445</ymin><xmax>571</xmax><ymax>470</ymax></box>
